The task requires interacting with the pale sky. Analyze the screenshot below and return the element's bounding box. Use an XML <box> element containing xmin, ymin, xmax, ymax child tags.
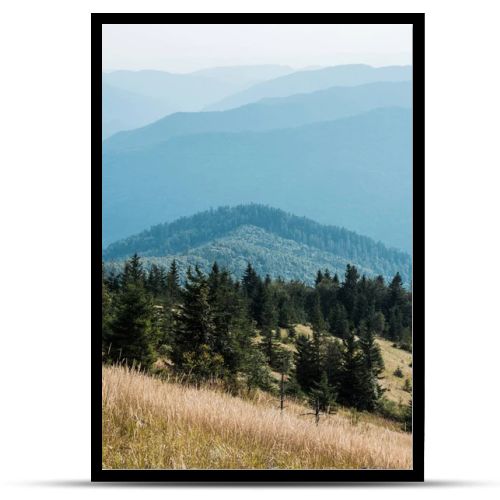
<box><xmin>102</xmin><ymin>24</ymin><xmax>412</xmax><ymax>73</ymax></box>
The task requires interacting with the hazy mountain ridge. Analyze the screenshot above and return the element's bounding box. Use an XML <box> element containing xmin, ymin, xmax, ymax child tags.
<box><xmin>103</xmin><ymin>81</ymin><xmax>411</xmax><ymax>151</ymax></box>
<box><xmin>204</xmin><ymin>64</ymin><xmax>412</xmax><ymax>111</ymax></box>
<box><xmin>102</xmin><ymin>107</ymin><xmax>411</xmax><ymax>251</ymax></box>
<box><xmin>188</xmin><ymin>64</ymin><xmax>294</xmax><ymax>86</ymax></box>
<box><xmin>102</xmin><ymin>66</ymin><xmax>292</xmax><ymax>137</ymax></box>
<box><xmin>102</xmin><ymin>83</ymin><xmax>174</xmax><ymax>139</ymax></box>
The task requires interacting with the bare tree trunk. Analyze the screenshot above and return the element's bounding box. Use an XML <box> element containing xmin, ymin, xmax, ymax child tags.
<box><xmin>280</xmin><ymin>370</ymin><xmax>285</xmax><ymax>414</ymax></box>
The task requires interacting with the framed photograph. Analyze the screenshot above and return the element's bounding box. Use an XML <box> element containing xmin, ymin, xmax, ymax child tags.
<box><xmin>93</xmin><ymin>14</ymin><xmax>424</xmax><ymax>482</ymax></box>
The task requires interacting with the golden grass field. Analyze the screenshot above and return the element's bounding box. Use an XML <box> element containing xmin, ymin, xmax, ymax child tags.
<box><xmin>102</xmin><ymin>364</ymin><xmax>412</xmax><ymax>470</ymax></box>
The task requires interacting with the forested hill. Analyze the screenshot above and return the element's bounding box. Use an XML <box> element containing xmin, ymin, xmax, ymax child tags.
<box><xmin>103</xmin><ymin>205</ymin><xmax>411</xmax><ymax>284</ymax></box>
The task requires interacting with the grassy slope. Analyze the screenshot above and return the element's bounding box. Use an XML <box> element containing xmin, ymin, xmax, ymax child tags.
<box><xmin>103</xmin><ymin>364</ymin><xmax>411</xmax><ymax>470</ymax></box>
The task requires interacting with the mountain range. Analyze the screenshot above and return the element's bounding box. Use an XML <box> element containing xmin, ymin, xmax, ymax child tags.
<box><xmin>103</xmin><ymin>205</ymin><xmax>411</xmax><ymax>284</ymax></box>
<box><xmin>204</xmin><ymin>64</ymin><xmax>412</xmax><ymax>111</ymax></box>
<box><xmin>102</xmin><ymin>65</ymin><xmax>295</xmax><ymax>138</ymax></box>
<box><xmin>103</xmin><ymin>81</ymin><xmax>411</xmax><ymax>152</ymax></box>
<box><xmin>103</xmin><ymin>106</ymin><xmax>411</xmax><ymax>251</ymax></box>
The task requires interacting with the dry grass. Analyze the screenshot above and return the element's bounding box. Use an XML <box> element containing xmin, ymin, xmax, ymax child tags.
<box><xmin>103</xmin><ymin>364</ymin><xmax>412</xmax><ymax>470</ymax></box>
<box><xmin>375</xmin><ymin>338</ymin><xmax>412</xmax><ymax>404</ymax></box>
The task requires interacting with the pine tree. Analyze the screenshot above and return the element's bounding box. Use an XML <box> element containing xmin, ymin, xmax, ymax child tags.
<box><xmin>171</xmin><ymin>267</ymin><xmax>222</xmax><ymax>379</ymax></box>
<box><xmin>339</xmin><ymin>264</ymin><xmax>359</xmax><ymax>318</ymax></box>
<box><xmin>287</xmin><ymin>324</ymin><xmax>296</xmax><ymax>340</ymax></box>
<box><xmin>308</xmin><ymin>371</ymin><xmax>336</xmax><ymax>419</ymax></box>
<box><xmin>338</xmin><ymin>331</ymin><xmax>363</xmax><ymax>409</ymax></box>
<box><xmin>242</xmin><ymin>263</ymin><xmax>263</xmax><ymax>324</ymax></box>
<box><xmin>315</xmin><ymin>270</ymin><xmax>324</xmax><ymax>286</ymax></box>
<box><xmin>108</xmin><ymin>280</ymin><xmax>156</xmax><ymax>369</ymax></box>
<box><xmin>328</xmin><ymin>303</ymin><xmax>349</xmax><ymax>339</ymax></box>
<box><xmin>295</xmin><ymin>334</ymin><xmax>320</xmax><ymax>393</ymax></box>
<box><xmin>242</xmin><ymin>348</ymin><xmax>273</xmax><ymax>392</ymax></box>
<box><xmin>208</xmin><ymin>263</ymin><xmax>252</xmax><ymax>376</ymax></box>
<box><xmin>121</xmin><ymin>253</ymin><xmax>145</xmax><ymax>287</ymax></box>
<box><xmin>146</xmin><ymin>263</ymin><xmax>166</xmax><ymax>297</ymax></box>
<box><xmin>357</xmin><ymin>322</ymin><xmax>385</xmax><ymax>410</ymax></box>
<box><xmin>324</xmin><ymin>338</ymin><xmax>343</xmax><ymax>394</ymax></box>
<box><xmin>310</xmin><ymin>291</ymin><xmax>325</xmax><ymax>333</ymax></box>
<box><xmin>166</xmin><ymin>259</ymin><xmax>181</xmax><ymax>303</ymax></box>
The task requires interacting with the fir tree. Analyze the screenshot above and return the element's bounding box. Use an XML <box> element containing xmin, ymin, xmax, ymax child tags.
<box><xmin>338</xmin><ymin>331</ymin><xmax>363</xmax><ymax>409</ymax></box>
<box><xmin>121</xmin><ymin>253</ymin><xmax>145</xmax><ymax>287</ymax></box>
<box><xmin>171</xmin><ymin>267</ymin><xmax>222</xmax><ymax>379</ymax></box>
<box><xmin>309</xmin><ymin>371</ymin><xmax>336</xmax><ymax>416</ymax></box>
<box><xmin>328</xmin><ymin>303</ymin><xmax>349</xmax><ymax>339</ymax></box>
<box><xmin>339</xmin><ymin>264</ymin><xmax>359</xmax><ymax>317</ymax></box>
<box><xmin>295</xmin><ymin>334</ymin><xmax>320</xmax><ymax>393</ymax></box>
<box><xmin>108</xmin><ymin>280</ymin><xmax>156</xmax><ymax>369</ymax></box>
<box><xmin>315</xmin><ymin>269</ymin><xmax>324</xmax><ymax>286</ymax></box>
<box><xmin>324</xmin><ymin>338</ymin><xmax>343</xmax><ymax>394</ymax></box>
<box><xmin>166</xmin><ymin>259</ymin><xmax>181</xmax><ymax>303</ymax></box>
<box><xmin>357</xmin><ymin>322</ymin><xmax>385</xmax><ymax>410</ymax></box>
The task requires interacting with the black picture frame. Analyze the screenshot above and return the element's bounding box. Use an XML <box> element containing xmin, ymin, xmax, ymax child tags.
<box><xmin>92</xmin><ymin>13</ymin><xmax>425</xmax><ymax>483</ymax></box>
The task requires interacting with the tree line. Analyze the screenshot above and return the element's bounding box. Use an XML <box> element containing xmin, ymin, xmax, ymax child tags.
<box><xmin>102</xmin><ymin>255</ymin><xmax>412</xmax><ymax>429</ymax></box>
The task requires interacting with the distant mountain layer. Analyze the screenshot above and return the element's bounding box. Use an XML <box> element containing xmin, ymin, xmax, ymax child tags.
<box><xmin>102</xmin><ymin>83</ymin><xmax>173</xmax><ymax>139</ymax></box>
<box><xmin>103</xmin><ymin>205</ymin><xmax>411</xmax><ymax>284</ymax></box>
<box><xmin>189</xmin><ymin>64</ymin><xmax>294</xmax><ymax>87</ymax></box>
<box><xmin>103</xmin><ymin>81</ymin><xmax>411</xmax><ymax>152</ymax></box>
<box><xmin>205</xmin><ymin>64</ymin><xmax>412</xmax><ymax>111</ymax></box>
<box><xmin>102</xmin><ymin>70</ymin><xmax>240</xmax><ymax>111</ymax></box>
<box><xmin>103</xmin><ymin>107</ymin><xmax>412</xmax><ymax>251</ymax></box>
<box><xmin>102</xmin><ymin>67</ymin><xmax>282</xmax><ymax>138</ymax></box>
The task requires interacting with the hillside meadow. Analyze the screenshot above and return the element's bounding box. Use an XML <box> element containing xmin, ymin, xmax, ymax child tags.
<box><xmin>102</xmin><ymin>364</ymin><xmax>412</xmax><ymax>470</ymax></box>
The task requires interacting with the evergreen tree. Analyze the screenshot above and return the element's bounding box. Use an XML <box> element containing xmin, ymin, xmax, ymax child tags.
<box><xmin>328</xmin><ymin>303</ymin><xmax>349</xmax><ymax>339</ymax></box>
<box><xmin>310</xmin><ymin>291</ymin><xmax>325</xmax><ymax>333</ymax></box>
<box><xmin>242</xmin><ymin>263</ymin><xmax>263</xmax><ymax>324</ymax></box>
<box><xmin>324</xmin><ymin>338</ymin><xmax>343</xmax><ymax>393</ymax></box>
<box><xmin>338</xmin><ymin>331</ymin><xmax>363</xmax><ymax>409</ymax></box>
<box><xmin>339</xmin><ymin>264</ymin><xmax>359</xmax><ymax>317</ymax></box>
<box><xmin>171</xmin><ymin>267</ymin><xmax>222</xmax><ymax>379</ymax></box>
<box><xmin>287</xmin><ymin>324</ymin><xmax>296</xmax><ymax>340</ymax></box>
<box><xmin>121</xmin><ymin>253</ymin><xmax>145</xmax><ymax>287</ymax></box>
<box><xmin>146</xmin><ymin>263</ymin><xmax>166</xmax><ymax>297</ymax></box>
<box><xmin>166</xmin><ymin>259</ymin><xmax>181</xmax><ymax>303</ymax></box>
<box><xmin>315</xmin><ymin>270</ymin><xmax>324</xmax><ymax>286</ymax></box>
<box><xmin>295</xmin><ymin>334</ymin><xmax>320</xmax><ymax>393</ymax></box>
<box><xmin>357</xmin><ymin>322</ymin><xmax>385</xmax><ymax>410</ymax></box>
<box><xmin>309</xmin><ymin>371</ymin><xmax>336</xmax><ymax>415</ymax></box>
<box><xmin>108</xmin><ymin>280</ymin><xmax>156</xmax><ymax>369</ymax></box>
<box><xmin>242</xmin><ymin>348</ymin><xmax>273</xmax><ymax>392</ymax></box>
<box><xmin>208</xmin><ymin>263</ymin><xmax>252</xmax><ymax>376</ymax></box>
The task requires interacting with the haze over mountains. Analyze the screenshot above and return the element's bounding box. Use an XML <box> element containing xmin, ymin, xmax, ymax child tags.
<box><xmin>103</xmin><ymin>107</ymin><xmax>411</xmax><ymax>251</ymax></box>
<box><xmin>104</xmin><ymin>81</ymin><xmax>411</xmax><ymax>152</ymax></box>
<box><xmin>102</xmin><ymin>63</ymin><xmax>413</xmax><ymax>276</ymax></box>
<box><xmin>104</xmin><ymin>205</ymin><xmax>411</xmax><ymax>285</ymax></box>
<box><xmin>204</xmin><ymin>64</ymin><xmax>412</xmax><ymax>111</ymax></box>
<box><xmin>102</xmin><ymin>65</ymin><xmax>295</xmax><ymax>138</ymax></box>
